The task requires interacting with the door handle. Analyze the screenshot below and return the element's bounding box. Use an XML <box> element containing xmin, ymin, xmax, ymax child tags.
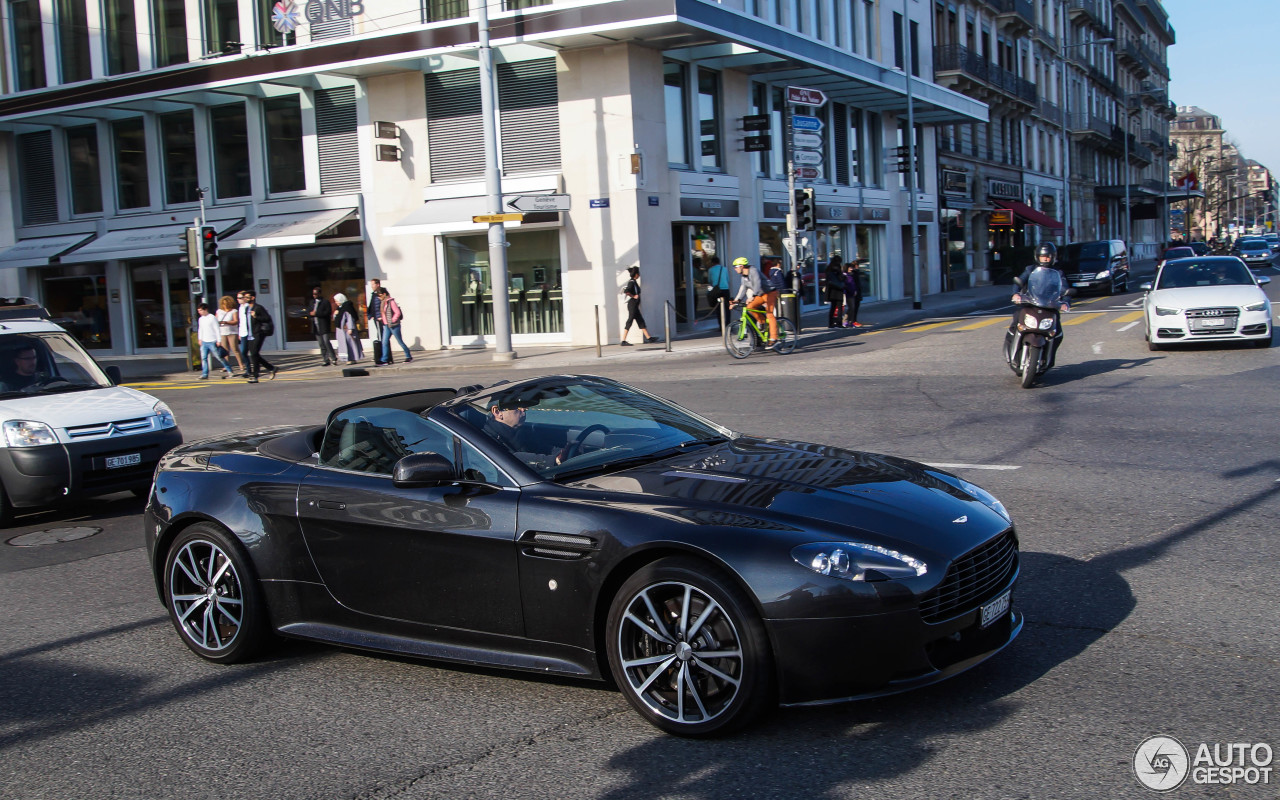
<box><xmin>317</xmin><ymin>500</ymin><xmax>347</xmax><ymax>510</ymax></box>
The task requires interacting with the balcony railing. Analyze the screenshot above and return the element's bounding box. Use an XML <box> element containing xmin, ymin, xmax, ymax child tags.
<box><xmin>1068</xmin><ymin>113</ymin><xmax>1112</xmax><ymax>138</ymax></box>
<box><xmin>934</xmin><ymin>44</ymin><xmax>1037</xmax><ymax>103</ymax></box>
<box><xmin>1037</xmin><ymin>100</ymin><xmax>1062</xmax><ymax>125</ymax></box>
<box><xmin>990</xmin><ymin>0</ymin><xmax>1035</xmax><ymax>26</ymax></box>
<box><xmin>1066</xmin><ymin>0</ymin><xmax>1112</xmax><ymax>35</ymax></box>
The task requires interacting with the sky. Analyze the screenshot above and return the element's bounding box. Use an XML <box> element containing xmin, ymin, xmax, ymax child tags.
<box><xmin>1164</xmin><ymin>0</ymin><xmax>1280</xmax><ymax>172</ymax></box>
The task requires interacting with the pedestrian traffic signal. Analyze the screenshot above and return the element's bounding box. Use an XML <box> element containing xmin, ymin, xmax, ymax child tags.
<box><xmin>794</xmin><ymin>187</ymin><xmax>816</xmax><ymax>231</ymax></box>
<box><xmin>201</xmin><ymin>226</ymin><xmax>218</xmax><ymax>269</ymax></box>
<box><xmin>183</xmin><ymin>227</ymin><xmax>200</xmax><ymax>267</ymax></box>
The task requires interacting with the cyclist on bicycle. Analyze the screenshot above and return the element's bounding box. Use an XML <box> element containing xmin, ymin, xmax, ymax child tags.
<box><xmin>729</xmin><ymin>256</ymin><xmax>778</xmax><ymax>347</ymax></box>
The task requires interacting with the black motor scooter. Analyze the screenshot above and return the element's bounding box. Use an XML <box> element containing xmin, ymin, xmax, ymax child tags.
<box><xmin>1003</xmin><ymin>268</ymin><xmax>1074</xmax><ymax>389</ymax></box>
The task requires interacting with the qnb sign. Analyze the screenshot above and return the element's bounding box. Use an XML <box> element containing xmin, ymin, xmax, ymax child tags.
<box><xmin>306</xmin><ymin>0</ymin><xmax>364</xmax><ymax>24</ymax></box>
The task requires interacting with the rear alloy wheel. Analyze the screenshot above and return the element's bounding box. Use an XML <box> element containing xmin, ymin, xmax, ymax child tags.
<box><xmin>607</xmin><ymin>558</ymin><xmax>773</xmax><ymax>736</ymax></box>
<box><xmin>164</xmin><ymin>524</ymin><xmax>268</xmax><ymax>664</ymax></box>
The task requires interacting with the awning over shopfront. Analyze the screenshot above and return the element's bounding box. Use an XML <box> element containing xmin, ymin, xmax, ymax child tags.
<box><xmin>0</xmin><ymin>233</ymin><xmax>95</xmax><ymax>269</ymax></box>
<box><xmin>994</xmin><ymin>200</ymin><xmax>1063</xmax><ymax>230</ymax></box>
<box><xmin>67</xmin><ymin>218</ymin><xmax>243</xmax><ymax>262</ymax></box>
<box><xmin>220</xmin><ymin>208</ymin><xmax>358</xmax><ymax>249</ymax></box>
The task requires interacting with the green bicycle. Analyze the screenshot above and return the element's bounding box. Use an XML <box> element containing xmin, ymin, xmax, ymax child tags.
<box><xmin>725</xmin><ymin>304</ymin><xmax>797</xmax><ymax>358</ymax></box>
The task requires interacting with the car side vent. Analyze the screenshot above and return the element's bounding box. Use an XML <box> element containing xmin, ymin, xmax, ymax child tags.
<box><xmin>521</xmin><ymin>531</ymin><xmax>597</xmax><ymax>560</ymax></box>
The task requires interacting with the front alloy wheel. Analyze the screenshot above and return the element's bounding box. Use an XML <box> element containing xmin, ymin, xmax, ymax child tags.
<box><xmin>164</xmin><ymin>524</ymin><xmax>267</xmax><ymax>663</ymax></box>
<box><xmin>607</xmin><ymin>558</ymin><xmax>773</xmax><ymax>736</ymax></box>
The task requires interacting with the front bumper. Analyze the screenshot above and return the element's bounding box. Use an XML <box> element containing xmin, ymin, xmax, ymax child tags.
<box><xmin>1149</xmin><ymin>311</ymin><xmax>1271</xmax><ymax>343</ymax></box>
<box><xmin>0</xmin><ymin>427</ymin><xmax>183</xmax><ymax>507</ymax></box>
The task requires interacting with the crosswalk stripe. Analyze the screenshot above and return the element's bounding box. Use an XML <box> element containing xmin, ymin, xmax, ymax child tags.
<box><xmin>904</xmin><ymin>320</ymin><xmax>959</xmax><ymax>333</ymax></box>
<box><xmin>1114</xmin><ymin>310</ymin><xmax>1144</xmax><ymax>324</ymax></box>
<box><xmin>1061</xmin><ymin>312</ymin><xmax>1104</xmax><ymax>326</ymax></box>
<box><xmin>955</xmin><ymin>317</ymin><xmax>1006</xmax><ymax>331</ymax></box>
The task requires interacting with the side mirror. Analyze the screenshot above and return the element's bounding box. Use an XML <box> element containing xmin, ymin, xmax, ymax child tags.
<box><xmin>1139</xmin><ymin>282</ymin><xmax>1153</xmax><ymax>291</ymax></box>
<box><xmin>392</xmin><ymin>453</ymin><xmax>454</xmax><ymax>487</ymax></box>
<box><xmin>105</xmin><ymin>365</ymin><xmax>122</xmax><ymax>385</ymax></box>
<box><xmin>1012</xmin><ymin>277</ymin><xmax>1023</xmax><ymax>289</ymax></box>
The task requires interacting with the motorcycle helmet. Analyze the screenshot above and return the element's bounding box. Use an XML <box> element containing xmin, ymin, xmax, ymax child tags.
<box><xmin>732</xmin><ymin>257</ymin><xmax>751</xmax><ymax>268</ymax></box>
<box><xmin>1034</xmin><ymin>242</ymin><xmax>1057</xmax><ymax>265</ymax></box>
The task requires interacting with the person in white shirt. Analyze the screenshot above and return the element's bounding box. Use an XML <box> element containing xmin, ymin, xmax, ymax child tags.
<box><xmin>196</xmin><ymin>304</ymin><xmax>234</xmax><ymax>380</ymax></box>
<box><xmin>236</xmin><ymin>290</ymin><xmax>252</xmax><ymax>373</ymax></box>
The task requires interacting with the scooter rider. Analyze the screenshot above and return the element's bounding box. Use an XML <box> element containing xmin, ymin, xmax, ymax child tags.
<box><xmin>1007</xmin><ymin>242</ymin><xmax>1071</xmax><ymax>369</ymax></box>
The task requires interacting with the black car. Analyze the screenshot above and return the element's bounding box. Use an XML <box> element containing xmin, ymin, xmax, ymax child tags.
<box><xmin>143</xmin><ymin>376</ymin><xmax>1020</xmax><ymax>736</ymax></box>
<box><xmin>1058</xmin><ymin>239</ymin><xmax>1130</xmax><ymax>295</ymax></box>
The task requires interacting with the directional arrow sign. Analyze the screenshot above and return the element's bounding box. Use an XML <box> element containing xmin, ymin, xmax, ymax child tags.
<box><xmin>473</xmin><ymin>213</ymin><xmax>524</xmax><ymax>224</ymax></box>
<box><xmin>786</xmin><ymin>86</ymin><xmax>828</xmax><ymax>107</ymax></box>
<box><xmin>793</xmin><ymin>150</ymin><xmax>824</xmax><ymax>166</ymax></box>
<box><xmin>795</xmin><ymin>166</ymin><xmax>823</xmax><ymax>180</ymax></box>
<box><xmin>793</xmin><ymin>132</ymin><xmax>823</xmax><ymax>150</ymax></box>
<box><xmin>791</xmin><ymin>115</ymin><xmax>824</xmax><ymax>132</ymax></box>
<box><xmin>506</xmin><ymin>193</ymin><xmax>571</xmax><ymax>213</ymax></box>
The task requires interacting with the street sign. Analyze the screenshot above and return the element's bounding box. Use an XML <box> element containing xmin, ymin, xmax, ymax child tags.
<box><xmin>793</xmin><ymin>150</ymin><xmax>823</xmax><ymax>167</ymax></box>
<box><xmin>795</xmin><ymin>166</ymin><xmax>823</xmax><ymax>180</ymax></box>
<box><xmin>506</xmin><ymin>194</ymin><xmax>571</xmax><ymax>213</ymax></box>
<box><xmin>786</xmin><ymin>86</ymin><xmax>828</xmax><ymax>107</ymax></box>
<box><xmin>791</xmin><ymin>115</ymin><xmax>824</xmax><ymax>132</ymax></box>
<box><xmin>792</xmin><ymin>132</ymin><xmax>823</xmax><ymax>150</ymax></box>
<box><xmin>473</xmin><ymin>213</ymin><xmax>523</xmax><ymax>223</ymax></box>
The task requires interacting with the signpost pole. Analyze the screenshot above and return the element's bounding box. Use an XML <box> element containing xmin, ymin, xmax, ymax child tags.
<box><xmin>786</xmin><ymin>100</ymin><xmax>797</xmax><ymax>272</ymax></box>
<box><xmin>477</xmin><ymin>0</ymin><xmax>513</xmax><ymax>361</ymax></box>
<box><xmin>903</xmin><ymin>0</ymin><xmax>921</xmax><ymax>310</ymax></box>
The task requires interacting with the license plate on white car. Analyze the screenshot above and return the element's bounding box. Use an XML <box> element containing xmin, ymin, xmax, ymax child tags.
<box><xmin>979</xmin><ymin>591</ymin><xmax>1011</xmax><ymax>628</ymax></box>
<box><xmin>1201</xmin><ymin>318</ymin><xmax>1226</xmax><ymax>327</ymax></box>
<box><xmin>106</xmin><ymin>453</ymin><xmax>141</xmax><ymax>469</ymax></box>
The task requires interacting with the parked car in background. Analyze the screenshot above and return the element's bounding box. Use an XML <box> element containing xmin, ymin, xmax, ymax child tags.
<box><xmin>1141</xmin><ymin>256</ymin><xmax>1272</xmax><ymax>351</ymax></box>
<box><xmin>1059</xmin><ymin>240</ymin><xmax>1130</xmax><ymax>295</ymax></box>
<box><xmin>1232</xmin><ymin>238</ymin><xmax>1274</xmax><ymax>269</ymax></box>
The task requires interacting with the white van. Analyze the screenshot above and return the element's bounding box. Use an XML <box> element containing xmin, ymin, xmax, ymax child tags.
<box><xmin>0</xmin><ymin>301</ymin><xmax>182</xmax><ymax>526</ymax></box>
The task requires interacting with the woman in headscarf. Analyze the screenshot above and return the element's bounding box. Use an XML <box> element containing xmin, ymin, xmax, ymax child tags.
<box><xmin>333</xmin><ymin>292</ymin><xmax>364</xmax><ymax>364</ymax></box>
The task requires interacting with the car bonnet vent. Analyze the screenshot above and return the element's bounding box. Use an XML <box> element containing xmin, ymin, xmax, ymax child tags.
<box><xmin>520</xmin><ymin>531</ymin><xmax>598</xmax><ymax>560</ymax></box>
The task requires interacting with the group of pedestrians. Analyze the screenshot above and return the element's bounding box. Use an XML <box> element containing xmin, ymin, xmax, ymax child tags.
<box><xmin>825</xmin><ymin>256</ymin><xmax>869</xmax><ymax>328</ymax></box>
<box><xmin>306</xmin><ymin>279</ymin><xmax>413</xmax><ymax>367</ymax></box>
<box><xmin>195</xmin><ymin>290</ymin><xmax>277</xmax><ymax>383</ymax></box>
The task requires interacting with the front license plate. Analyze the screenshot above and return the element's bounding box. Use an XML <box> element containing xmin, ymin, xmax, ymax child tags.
<box><xmin>979</xmin><ymin>591</ymin><xmax>1011</xmax><ymax>628</ymax></box>
<box><xmin>1072</xmin><ymin>282</ymin><xmax>1088</xmax><ymax>287</ymax></box>
<box><xmin>1201</xmin><ymin>318</ymin><xmax>1226</xmax><ymax>327</ymax></box>
<box><xmin>106</xmin><ymin>453</ymin><xmax>141</xmax><ymax>469</ymax></box>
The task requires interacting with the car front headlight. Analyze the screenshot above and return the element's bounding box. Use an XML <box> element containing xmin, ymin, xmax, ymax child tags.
<box><xmin>1244</xmin><ymin>301</ymin><xmax>1269</xmax><ymax>312</ymax></box>
<box><xmin>1154</xmin><ymin>306</ymin><xmax>1181</xmax><ymax>316</ymax></box>
<box><xmin>1095</xmin><ymin>269</ymin><xmax>1111</xmax><ymax>280</ymax></box>
<box><xmin>3</xmin><ymin>419</ymin><xmax>58</xmax><ymax>447</ymax></box>
<box><xmin>792</xmin><ymin>542</ymin><xmax>927</xmax><ymax>582</ymax></box>
<box><xmin>153</xmin><ymin>401</ymin><xmax>176</xmax><ymax>429</ymax></box>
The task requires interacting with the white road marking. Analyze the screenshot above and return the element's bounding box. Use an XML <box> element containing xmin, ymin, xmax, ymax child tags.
<box><xmin>1092</xmin><ymin>342</ymin><xmax>1104</xmax><ymax>354</ymax></box>
<box><xmin>926</xmin><ymin>463</ymin><xmax>1021</xmax><ymax>471</ymax></box>
<box><xmin>1118</xmin><ymin>320</ymin><xmax>1141</xmax><ymax>332</ymax></box>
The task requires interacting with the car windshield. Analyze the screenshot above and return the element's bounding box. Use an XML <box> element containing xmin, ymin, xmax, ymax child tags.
<box><xmin>1240</xmin><ymin>241</ymin><xmax>1268</xmax><ymax>251</ymax></box>
<box><xmin>1061</xmin><ymin>243</ymin><xmax>1108</xmax><ymax>261</ymax></box>
<box><xmin>1156</xmin><ymin>259</ymin><xmax>1254</xmax><ymax>289</ymax></box>
<box><xmin>455</xmin><ymin>377</ymin><xmax>730</xmax><ymax>480</ymax></box>
<box><xmin>0</xmin><ymin>331</ymin><xmax>113</xmax><ymax>398</ymax></box>
<box><xmin>1164</xmin><ymin>248</ymin><xmax>1194</xmax><ymax>260</ymax></box>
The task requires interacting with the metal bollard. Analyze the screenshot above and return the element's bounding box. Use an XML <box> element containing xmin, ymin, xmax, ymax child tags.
<box><xmin>594</xmin><ymin>305</ymin><xmax>601</xmax><ymax>358</ymax></box>
<box><xmin>718</xmin><ymin>296</ymin><xmax>726</xmax><ymax>334</ymax></box>
<box><xmin>664</xmin><ymin>301</ymin><xmax>672</xmax><ymax>353</ymax></box>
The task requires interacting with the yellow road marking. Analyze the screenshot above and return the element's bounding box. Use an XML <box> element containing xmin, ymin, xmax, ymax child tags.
<box><xmin>1061</xmin><ymin>312</ymin><xmax>1104</xmax><ymax>326</ymax></box>
<box><xmin>955</xmin><ymin>317</ymin><xmax>1006</xmax><ymax>331</ymax></box>
<box><xmin>903</xmin><ymin>320</ymin><xmax>959</xmax><ymax>333</ymax></box>
<box><xmin>1114</xmin><ymin>310</ymin><xmax>1144</xmax><ymax>324</ymax></box>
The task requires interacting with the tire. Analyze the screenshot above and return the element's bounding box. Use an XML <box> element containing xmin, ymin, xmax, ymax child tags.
<box><xmin>163</xmin><ymin>523</ymin><xmax>269</xmax><ymax>664</ymax></box>
<box><xmin>131</xmin><ymin>486</ymin><xmax>150</xmax><ymax>500</ymax></box>
<box><xmin>773</xmin><ymin>318</ymin><xmax>798</xmax><ymax>355</ymax></box>
<box><xmin>1256</xmin><ymin>334</ymin><xmax>1273</xmax><ymax>349</ymax></box>
<box><xmin>606</xmin><ymin>557</ymin><xmax>774</xmax><ymax>737</ymax></box>
<box><xmin>0</xmin><ymin>481</ymin><xmax>13</xmax><ymax>529</ymax></box>
<box><xmin>725</xmin><ymin>320</ymin><xmax>754</xmax><ymax>359</ymax></box>
<box><xmin>1020</xmin><ymin>345</ymin><xmax>1039</xmax><ymax>388</ymax></box>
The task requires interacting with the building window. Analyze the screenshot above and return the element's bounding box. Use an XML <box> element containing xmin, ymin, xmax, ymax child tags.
<box><xmin>42</xmin><ymin>265</ymin><xmax>111</xmax><ymax>350</ymax></box>
<box><xmin>161</xmin><ymin>111</ymin><xmax>199</xmax><ymax>205</ymax></box>
<box><xmin>103</xmin><ymin>0</ymin><xmax>140</xmax><ymax>74</ymax></box>
<box><xmin>424</xmin><ymin>0</ymin><xmax>467</xmax><ymax>21</ymax></box>
<box><xmin>264</xmin><ymin>96</ymin><xmax>306</xmax><ymax>194</ymax></box>
<box><xmin>864</xmin><ymin>113</ymin><xmax>883</xmax><ymax>187</ymax></box>
<box><xmin>113</xmin><ymin>118</ymin><xmax>150</xmax><ymax>210</ymax></box>
<box><xmin>153</xmin><ymin>0</ymin><xmax>188</xmax><ymax>66</ymax></box>
<box><xmin>57</xmin><ymin>0</ymin><xmax>92</xmax><ymax>82</ymax></box>
<box><xmin>444</xmin><ymin>229</ymin><xmax>562</xmax><ymax>338</ymax></box>
<box><xmin>664</xmin><ymin>62</ymin><xmax>690</xmax><ymax>167</ymax></box>
<box><xmin>751</xmin><ymin>83</ymin><xmax>768</xmax><ymax>176</ymax></box>
<box><xmin>697</xmin><ymin>69</ymin><xmax>722</xmax><ymax>170</ymax></box>
<box><xmin>281</xmin><ymin>244</ymin><xmax>366</xmax><ymax>343</ymax></box>
<box><xmin>66</xmin><ymin>125</ymin><xmax>103</xmax><ymax>215</ymax></box>
<box><xmin>258</xmin><ymin>0</ymin><xmax>293</xmax><ymax>47</ymax></box>
<box><xmin>17</xmin><ymin>131</ymin><xmax>58</xmax><ymax>224</ymax></box>
<box><xmin>863</xmin><ymin>0</ymin><xmax>876</xmax><ymax>59</ymax></box>
<box><xmin>205</xmin><ymin>0</ymin><xmax>241</xmax><ymax>55</ymax></box>
<box><xmin>211</xmin><ymin>103</ymin><xmax>251</xmax><ymax>198</ymax></box>
<box><xmin>8</xmin><ymin>0</ymin><xmax>46</xmax><ymax>90</ymax></box>
<box><xmin>769</xmin><ymin>85</ymin><xmax>786</xmax><ymax>177</ymax></box>
<box><xmin>505</xmin><ymin>0</ymin><xmax>550</xmax><ymax>8</ymax></box>
<box><xmin>496</xmin><ymin>59</ymin><xmax>560</xmax><ymax>175</ymax></box>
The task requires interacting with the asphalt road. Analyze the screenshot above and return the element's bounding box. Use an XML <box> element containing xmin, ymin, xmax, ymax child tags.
<box><xmin>2</xmin><ymin>277</ymin><xmax>1278</xmax><ymax>800</ymax></box>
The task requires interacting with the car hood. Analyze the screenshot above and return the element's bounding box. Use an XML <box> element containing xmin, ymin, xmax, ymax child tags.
<box><xmin>1148</xmin><ymin>285</ymin><xmax>1266</xmax><ymax>307</ymax></box>
<box><xmin>571</xmin><ymin>437</ymin><xmax>1010</xmax><ymax>560</ymax></box>
<box><xmin>0</xmin><ymin>385</ymin><xmax>160</xmax><ymax>430</ymax></box>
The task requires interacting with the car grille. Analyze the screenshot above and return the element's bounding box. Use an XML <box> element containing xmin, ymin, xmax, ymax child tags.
<box><xmin>919</xmin><ymin>530</ymin><xmax>1018</xmax><ymax>624</ymax></box>
<box><xmin>1186</xmin><ymin>307</ymin><xmax>1239</xmax><ymax>335</ymax></box>
<box><xmin>65</xmin><ymin>417</ymin><xmax>153</xmax><ymax>441</ymax></box>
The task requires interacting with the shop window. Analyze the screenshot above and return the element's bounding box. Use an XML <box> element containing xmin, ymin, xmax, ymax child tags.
<box><xmin>664</xmin><ymin>62</ymin><xmax>690</xmax><ymax>167</ymax></box>
<box><xmin>17</xmin><ymin>131</ymin><xmax>58</xmax><ymax>225</ymax></box>
<box><xmin>42</xmin><ymin>265</ymin><xmax>110</xmax><ymax>350</ymax></box>
<box><xmin>57</xmin><ymin>0</ymin><xmax>91</xmax><ymax>82</ymax></box>
<box><xmin>424</xmin><ymin>0</ymin><xmax>468</xmax><ymax>22</ymax></box>
<box><xmin>280</xmin><ymin>245</ymin><xmax>366</xmax><ymax>343</ymax></box>
<box><xmin>113</xmin><ymin>118</ymin><xmax>151</xmax><ymax>210</ymax></box>
<box><xmin>264</xmin><ymin>95</ymin><xmax>306</xmax><ymax>194</ymax></box>
<box><xmin>444</xmin><ymin>230</ymin><xmax>561</xmax><ymax>339</ymax></box>
<box><xmin>204</xmin><ymin>0</ymin><xmax>241</xmax><ymax>55</ymax></box>
<box><xmin>131</xmin><ymin>262</ymin><xmax>190</xmax><ymax>349</ymax></box>
<box><xmin>8</xmin><ymin>0</ymin><xmax>46</xmax><ymax>90</ymax></box>
<box><xmin>211</xmin><ymin>103</ymin><xmax>252</xmax><ymax>199</ymax></box>
<box><xmin>505</xmin><ymin>0</ymin><xmax>550</xmax><ymax>8</ymax></box>
<box><xmin>217</xmin><ymin>252</ymin><xmax>255</xmax><ymax>301</ymax></box>
<box><xmin>697</xmin><ymin>69</ymin><xmax>722</xmax><ymax>170</ymax></box>
<box><xmin>66</xmin><ymin>125</ymin><xmax>103</xmax><ymax>215</ymax></box>
<box><xmin>103</xmin><ymin>0</ymin><xmax>139</xmax><ymax>75</ymax></box>
<box><xmin>161</xmin><ymin>111</ymin><xmax>199</xmax><ymax>205</ymax></box>
<box><xmin>153</xmin><ymin>0</ymin><xmax>188</xmax><ymax>66</ymax></box>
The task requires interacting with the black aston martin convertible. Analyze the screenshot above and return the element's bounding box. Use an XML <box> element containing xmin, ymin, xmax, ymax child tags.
<box><xmin>144</xmin><ymin>375</ymin><xmax>1021</xmax><ymax>736</ymax></box>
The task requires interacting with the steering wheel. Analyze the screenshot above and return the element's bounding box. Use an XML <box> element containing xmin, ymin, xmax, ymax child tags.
<box><xmin>562</xmin><ymin>423</ymin><xmax>611</xmax><ymax>461</ymax></box>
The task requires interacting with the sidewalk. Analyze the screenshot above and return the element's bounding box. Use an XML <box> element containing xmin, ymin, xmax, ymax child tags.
<box><xmin>118</xmin><ymin>281</ymin><xmax>1027</xmax><ymax>383</ymax></box>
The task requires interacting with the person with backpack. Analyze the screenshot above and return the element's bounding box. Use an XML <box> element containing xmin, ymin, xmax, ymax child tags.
<box><xmin>241</xmin><ymin>289</ymin><xmax>277</xmax><ymax>383</ymax></box>
<box><xmin>761</xmin><ymin>256</ymin><xmax>787</xmax><ymax>317</ymax></box>
<box><xmin>729</xmin><ymin>256</ymin><xmax>778</xmax><ymax>347</ymax></box>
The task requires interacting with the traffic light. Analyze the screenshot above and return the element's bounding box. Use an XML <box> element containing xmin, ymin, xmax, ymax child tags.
<box><xmin>200</xmin><ymin>226</ymin><xmax>218</xmax><ymax>269</ymax></box>
<box><xmin>794</xmin><ymin>187</ymin><xmax>816</xmax><ymax>231</ymax></box>
<box><xmin>183</xmin><ymin>227</ymin><xmax>200</xmax><ymax>267</ymax></box>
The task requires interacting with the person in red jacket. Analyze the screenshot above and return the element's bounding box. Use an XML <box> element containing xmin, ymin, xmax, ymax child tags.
<box><xmin>375</xmin><ymin>286</ymin><xmax>414</xmax><ymax>365</ymax></box>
